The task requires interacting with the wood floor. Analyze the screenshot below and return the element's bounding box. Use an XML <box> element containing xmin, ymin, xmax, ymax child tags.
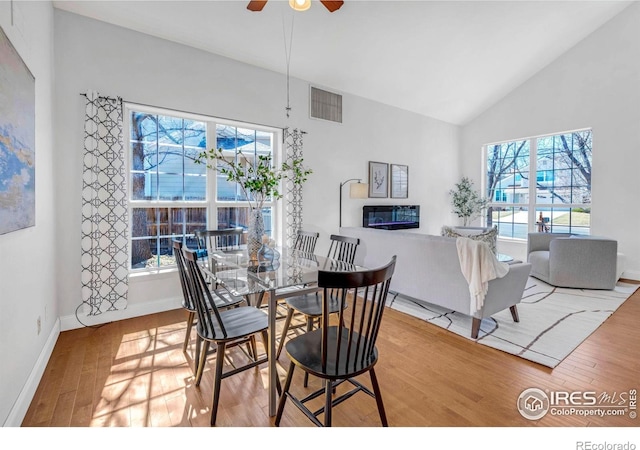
<box><xmin>22</xmin><ymin>284</ymin><xmax>640</xmax><ymax>428</ymax></box>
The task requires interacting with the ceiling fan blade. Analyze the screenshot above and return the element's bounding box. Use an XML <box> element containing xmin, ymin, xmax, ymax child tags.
<box><xmin>247</xmin><ymin>1</ymin><xmax>268</xmax><ymax>12</ymax></box>
<box><xmin>320</xmin><ymin>1</ymin><xmax>344</xmax><ymax>12</ymax></box>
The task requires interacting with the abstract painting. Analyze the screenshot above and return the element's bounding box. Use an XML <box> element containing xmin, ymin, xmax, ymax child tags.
<box><xmin>0</xmin><ymin>26</ymin><xmax>35</xmax><ymax>235</ymax></box>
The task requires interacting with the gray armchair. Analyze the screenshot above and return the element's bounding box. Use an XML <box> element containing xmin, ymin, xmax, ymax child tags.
<box><xmin>527</xmin><ymin>233</ymin><xmax>618</xmax><ymax>290</ymax></box>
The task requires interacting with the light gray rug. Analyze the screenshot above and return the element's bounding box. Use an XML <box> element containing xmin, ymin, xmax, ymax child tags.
<box><xmin>387</xmin><ymin>277</ymin><xmax>639</xmax><ymax>368</ymax></box>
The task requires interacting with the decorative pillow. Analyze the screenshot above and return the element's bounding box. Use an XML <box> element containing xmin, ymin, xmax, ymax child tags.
<box><xmin>441</xmin><ymin>226</ymin><xmax>498</xmax><ymax>254</ymax></box>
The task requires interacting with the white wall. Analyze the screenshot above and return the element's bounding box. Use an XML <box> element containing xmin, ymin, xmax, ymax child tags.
<box><xmin>6</xmin><ymin>2</ymin><xmax>635</xmax><ymax>427</ymax></box>
<box><xmin>0</xmin><ymin>2</ymin><xmax>57</xmax><ymax>426</ymax></box>
<box><xmin>461</xmin><ymin>2</ymin><xmax>640</xmax><ymax>278</ymax></box>
<box><xmin>53</xmin><ymin>10</ymin><xmax>461</xmax><ymax>328</ymax></box>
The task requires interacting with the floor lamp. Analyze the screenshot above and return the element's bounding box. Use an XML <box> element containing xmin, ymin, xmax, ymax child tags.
<box><xmin>339</xmin><ymin>179</ymin><xmax>368</xmax><ymax>228</ymax></box>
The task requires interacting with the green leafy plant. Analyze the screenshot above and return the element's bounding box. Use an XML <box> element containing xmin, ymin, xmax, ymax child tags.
<box><xmin>195</xmin><ymin>148</ymin><xmax>312</xmax><ymax>210</ymax></box>
<box><xmin>449</xmin><ymin>177</ymin><xmax>488</xmax><ymax>226</ymax></box>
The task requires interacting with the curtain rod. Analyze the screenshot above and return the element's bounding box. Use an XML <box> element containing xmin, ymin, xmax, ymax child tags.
<box><xmin>78</xmin><ymin>92</ymin><xmax>307</xmax><ymax>137</ymax></box>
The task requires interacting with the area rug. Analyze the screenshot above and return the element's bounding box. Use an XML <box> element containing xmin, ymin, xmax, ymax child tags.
<box><xmin>387</xmin><ymin>277</ymin><xmax>639</xmax><ymax>368</ymax></box>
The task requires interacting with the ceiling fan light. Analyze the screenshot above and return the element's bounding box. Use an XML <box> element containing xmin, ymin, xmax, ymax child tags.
<box><xmin>289</xmin><ymin>0</ymin><xmax>311</xmax><ymax>12</ymax></box>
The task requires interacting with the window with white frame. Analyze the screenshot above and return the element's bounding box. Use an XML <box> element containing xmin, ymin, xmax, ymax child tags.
<box><xmin>484</xmin><ymin>128</ymin><xmax>592</xmax><ymax>239</ymax></box>
<box><xmin>126</xmin><ymin>105</ymin><xmax>279</xmax><ymax>270</ymax></box>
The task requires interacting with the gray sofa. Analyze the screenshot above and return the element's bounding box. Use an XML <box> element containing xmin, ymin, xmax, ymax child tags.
<box><xmin>441</xmin><ymin>225</ymin><xmax>498</xmax><ymax>254</ymax></box>
<box><xmin>339</xmin><ymin>227</ymin><xmax>532</xmax><ymax>338</ymax></box>
<box><xmin>527</xmin><ymin>233</ymin><xmax>620</xmax><ymax>290</ymax></box>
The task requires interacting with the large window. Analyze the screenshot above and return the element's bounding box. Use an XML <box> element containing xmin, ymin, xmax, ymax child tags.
<box><xmin>484</xmin><ymin>129</ymin><xmax>592</xmax><ymax>239</ymax></box>
<box><xmin>127</xmin><ymin>106</ymin><xmax>279</xmax><ymax>270</ymax></box>
<box><xmin>214</xmin><ymin>125</ymin><xmax>274</xmax><ymax>239</ymax></box>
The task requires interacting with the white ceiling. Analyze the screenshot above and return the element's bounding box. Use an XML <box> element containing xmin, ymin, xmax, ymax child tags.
<box><xmin>52</xmin><ymin>0</ymin><xmax>632</xmax><ymax>125</ymax></box>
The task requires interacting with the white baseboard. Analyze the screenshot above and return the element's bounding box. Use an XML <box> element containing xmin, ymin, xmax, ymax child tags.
<box><xmin>59</xmin><ymin>296</ymin><xmax>183</xmax><ymax>331</ymax></box>
<box><xmin>5</xmin><ymin>297</ymin><xmax>183</xmax><ymax>426</ymax></box>
<box><xmin>621</xmin><ymin>270</ymin><xmax>640</xmax><ymax>282</ymax></box>
<box><xmin>4</xmin><ymin>318</ymin><xmax>60</xmax><ymax>427</ymax></box>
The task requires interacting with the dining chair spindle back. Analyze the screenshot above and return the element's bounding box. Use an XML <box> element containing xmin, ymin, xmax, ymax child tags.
<box><xmin>275</xmin><ymin>234</ymin><xmax>360</xmax><ymax>371</ymax></box>
<box><xmin>275</xmin><ymin>255</ymin><xmax>397</xmax><ymax>427</ymax></box>
<box><xmin>182</xmin><ymin>247</ymin><xmax>272</xmax><ymax>426</ymax></box>
<box><xmin>195</xmin><ymin>228</ymin><xmax>244</xmax><ymax>254</ymax></box>
<box><xmin>173</xmin><ymin>240</ymin><xmax>246</xmax><ymax>375</ymax></box>
<box><xmin>292</xmin><ymin>230</ymin><xmax>320</xmax><ymax>253</ymax></box>
<box><xmin>326</xmin><ymin>234</ymin><xmax>360</xmax><ymax>265</ymax></box>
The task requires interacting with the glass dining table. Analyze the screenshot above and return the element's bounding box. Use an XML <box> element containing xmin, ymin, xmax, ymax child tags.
<box><xmin>200</xmin><ymin>246</ymin><xmax>362</xmax><ymax>417</ymax></box>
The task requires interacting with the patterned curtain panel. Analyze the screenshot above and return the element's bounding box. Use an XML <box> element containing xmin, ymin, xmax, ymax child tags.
<box><xmin>284</xmin><ymin>128</ymin><xmax>305</xmax><ymax>248</ymax></box>
<box><xmin>80</xmin><ymin>91</ymin><xmax>129</xmax><ymax>315</ymax></box>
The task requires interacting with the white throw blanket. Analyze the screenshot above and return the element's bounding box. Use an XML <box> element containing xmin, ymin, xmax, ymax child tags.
<box><xmin>456</xmin><ymin>237</ymin><xmax>509</xmax><ymax>315</ymax></box>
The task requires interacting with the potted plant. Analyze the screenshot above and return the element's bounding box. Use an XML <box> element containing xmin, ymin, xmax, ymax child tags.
<box><xmin>195</xmin><ymin>148</ymin><xmax>312</xmax><ymax>260</ymax></box>
<box><xmin>449</xmin><ymin>177</ymin><xmax>488</xmax><ymax>227</ymax></box>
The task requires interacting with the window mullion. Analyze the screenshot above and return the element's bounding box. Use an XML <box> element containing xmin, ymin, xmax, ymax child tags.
<box><xmin>529</xmin><ymin>138</ymin><xmax>537</xmax><ymax>233</ymax></box>
<box><xmin>207</xmin><ymin>121</ymin><xmax>217</xmax><ymax>228</ymax></box>
<box><xmin>127</xmin><ymin>108</ymin><xmax>279</xmax><ymax>272</ymax></box>
<box><xmin>484</xmin><ymin>129</ymin><xmax>591</xmax><ymax>239</ymax></box>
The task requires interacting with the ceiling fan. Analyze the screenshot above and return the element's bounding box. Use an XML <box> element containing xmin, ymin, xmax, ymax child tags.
<box><xmin>247</xmin><ymin>1</ymin><xmax>344</xmax><ymax>13</ymax></box>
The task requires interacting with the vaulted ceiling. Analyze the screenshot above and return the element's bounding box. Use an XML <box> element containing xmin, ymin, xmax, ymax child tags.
<box><xmin>53</xmin><ymin>0</ymin><xmax>632</xmax><ymax>125</ymax></box>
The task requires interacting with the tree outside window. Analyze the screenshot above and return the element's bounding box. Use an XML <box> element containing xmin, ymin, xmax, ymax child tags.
<box><xmin>127</xmin><ymin>109</ymin><xmax>278</xmax><ymax>270</ymax></box>
<box><xmin>485</xmin><ymin>129</ymin><xmax>592</xmax><ymax>239</ymax></box>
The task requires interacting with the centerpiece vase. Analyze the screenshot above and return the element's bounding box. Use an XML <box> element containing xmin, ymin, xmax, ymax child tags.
<box><xmin>258</xmin><ymin>242</ymin><xmax>281</xmax><ymax>272</ymax></box>
<box><xmin>247</xmin><ymin>208</ymin><xmax>265</xmax><ymax>262</ymax></box>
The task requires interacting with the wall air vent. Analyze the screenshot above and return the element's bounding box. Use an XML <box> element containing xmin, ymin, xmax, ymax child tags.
<box><xmin>310</xmin><ymin>86</ymin><xmax>342</xmax><ymax>123</ymax></box>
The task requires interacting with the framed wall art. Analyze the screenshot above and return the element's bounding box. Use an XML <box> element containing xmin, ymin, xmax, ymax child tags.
<box><xmin>391</xmin><ymin>164</ymin><xmax>408</xmax><ymax>198</ymax></box>
<box><xmin>368</xmin><ymin>161</ymin><xmax>388</xmax><ymax>198</ymax></box>
<box><xmin>0</xmin><ymin>25</ymin><xmax>36</xmax><ymax>235</ymax></box>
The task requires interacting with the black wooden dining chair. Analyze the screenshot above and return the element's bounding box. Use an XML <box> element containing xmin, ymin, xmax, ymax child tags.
<box><xmin>325</xmin><ymin>234</ymin><xmax>360</xmax><ymax>265</ymax></box>
<box><xmin>275</xmin><ymin>255</ymin><xmax>397</xmax><ymax>427</ymax></box>
<box><xmin>275</xmin><ymin>234</ymin><xmax>361</xmax><ymax>374</ymax></box>
<box><xmin>195</xmin><ymin>228</ymin><xmax>248</xmax><ymax>290</ymax></box>
<box><xmin>253</xmin><ymin>229</ymin><xmax>320</xmax><ymax>314</ymax></box>
<box><xmin>195</xmin><ymin>228</ymin><xmax>244</xmax><ymax>265</ymax></box>
<box><xmin>292</xmin><ymin>230</ymin><xmax>320</xmax><ymax>253</ymax></box>
<box><xmin>195</xmin><ymin>228</ymin><xmax>245</xmax><ymax>254</ymax></box>
<box><xmin>173</xmin><ymin>240</ymin><xmax>246</xmax><ymax>374</ymax></box>
<box><xmin>182</xmin><ymin>247</ymin><xmax>272</xmax><ymax>426</ymax></box>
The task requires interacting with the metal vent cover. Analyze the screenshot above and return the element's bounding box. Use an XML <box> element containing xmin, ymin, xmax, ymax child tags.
<box><xmin>310</xmin><ymin>86</ymin><xmax>342</xmax><ymax>123</ymax></box>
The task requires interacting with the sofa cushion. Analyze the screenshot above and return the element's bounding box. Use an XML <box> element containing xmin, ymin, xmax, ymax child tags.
<box><xmin>442</xmin><ymin>226</ymin><xmax>498</xmax><ymax>254</ymax></box>
<box><xmin>528</xmin><ymin>250</ymin><xmax>550</xmax><ymax>282</ymax></box>
<box><xmin>339</xmin><ymin>226</ymin><xmax>532</xmax><ymax>328</ymax></box>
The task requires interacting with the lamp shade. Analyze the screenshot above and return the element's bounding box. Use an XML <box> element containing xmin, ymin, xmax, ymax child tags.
<box><xmin>289</xmin><ymin>0</ymin><xmax>311</xmax><ymax>11</ymax></box>
<box><xmin>349</xmin><ymin>182</ymin><xmax>368</xmax><ymax>199</ymax></box>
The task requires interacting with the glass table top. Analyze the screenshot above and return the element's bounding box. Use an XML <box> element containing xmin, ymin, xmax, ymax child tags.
<box><xmin>497</xmin><ymin>253</ymin><xmax>514</xmax><ymax>263</ymax></box>
<box><xmin>202</xmin><ymin>247</ymin><xmax>362</xmax><ymax>297</ymax></box>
